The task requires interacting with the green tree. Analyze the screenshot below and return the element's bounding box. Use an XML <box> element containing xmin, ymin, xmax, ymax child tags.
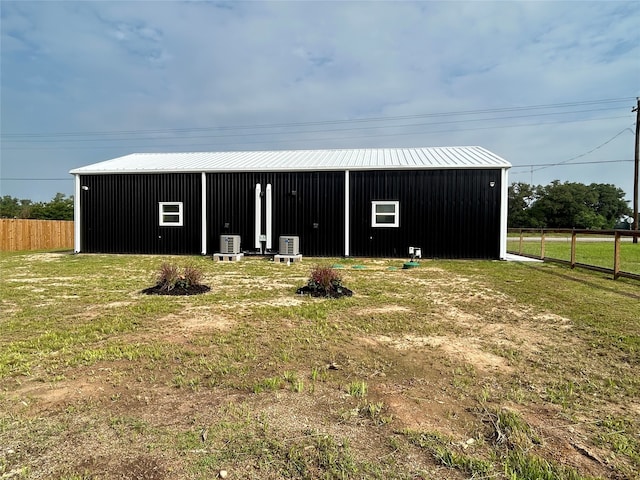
<box><xmin>508</xmin><ymin>181</ymin><xmax>631</xmax><ymax>229</ymax></box>
<box><xmin>589</xmin><ymin>183</ymin><xmax>630</xmax><ymax>228</ymax></box>
<box><xmin>0</xmin><ymin>196</ymin><xmax>20</xmax><ymax>218</ymax></box>
<box><xmin>31</xmin><ymin>193</ymin><xmax>74</xmax><ymax>220</ymax></box>
<box><xmin>0</xmin><ymin>196</ymin><xmax>35</xmax><ymax>218</ymax></box>
<box><xmin>508</xmin><ymin>182</ymin><xmax>538</xmax><ymax>228</ymax></box>
<box><xmin>1</xmin><ymin>193</ymin><xmax>74</xmax><ymax>220</ymax></box>
<box><xmin>530</xmin><ymin>181</ymin><xmax>599</xmax><ymax>228</ymax></box>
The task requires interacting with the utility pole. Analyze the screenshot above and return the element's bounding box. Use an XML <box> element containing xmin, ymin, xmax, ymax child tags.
<box><xmin>633</xmin><ymin>98</ymin><xmax>639</xmax><ymax>243</ymax></box>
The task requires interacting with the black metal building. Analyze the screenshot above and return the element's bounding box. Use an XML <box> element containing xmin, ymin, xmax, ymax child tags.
<box><xmin>70</xmin><ymin>147</ymin><xmax>511</xmax><ymax>259</ymax></box>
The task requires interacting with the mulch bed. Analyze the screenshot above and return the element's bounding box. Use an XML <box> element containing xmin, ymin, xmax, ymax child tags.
<box><xmin>141</xmin><ymin>284</ymin><xmax>211</xmax><ymax>296</ymax></box>
<box><xmin>296</xmin><ymin>285</ymin><xmax>353</xmax><ymax>298</ymax></box>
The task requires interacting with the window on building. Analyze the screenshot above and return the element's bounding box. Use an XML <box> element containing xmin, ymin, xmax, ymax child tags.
<box><xmin>371</xmin><ymin>201</ymin><xmax>399</xmax><ymax>227</ymax></box>
<box><xmin>159</xmin><ymin>202</ymin><xmax>183</xmax><ymax>226</ymax></box>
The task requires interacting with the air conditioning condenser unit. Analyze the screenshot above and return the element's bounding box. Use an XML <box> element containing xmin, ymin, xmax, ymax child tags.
<box><xmin>279</xmin><ymin>236</ymin><xmax>299</xmax><ymax>255</ymax></box>
<box><xmin>220</xmin><ymin>235</ymin><xmax>241</xmax><ymax>254</ymax></box>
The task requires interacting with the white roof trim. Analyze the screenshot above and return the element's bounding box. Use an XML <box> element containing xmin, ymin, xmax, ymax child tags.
<box><xmin>69</xmin><ymin>146</ymin><xmax>511</xmax><ymax>174</ymax></box>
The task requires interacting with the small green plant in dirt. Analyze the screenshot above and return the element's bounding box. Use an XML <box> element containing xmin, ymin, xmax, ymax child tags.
<box><xmin>253</xmin><ymin>376</ymin><xmax>283</xmax><ymax>393</ymax></box>
<box><xmin>109</xmin><ymin>416</ymin><xmax>150</xmax><ymax>436</ymax></box>
<box><xmin>311</xmin><ymin>366</ymin><xmax>328</xmax><ymax>382</ymax></box>
<box><xmin>360</xmin><ymin>401</ymin><xmax>392</xmax><ymax>426</ymax></box>
<box><xmin>545</xmin><ymin>379</ymin><xmax>576</xmax><ymax>410</ymax></box>
<box><xmin>594</xmin><ymin>415</ymin><xmax>639</xmax><ymax>470</ymax></box>
<box><xmin>297</xmin><ymin>265</ymin><xmax>353</xmax><ymax>297</ymax></box>
<box><xmin>283</xmin><ymin>371</ymin><xmax>304</xmax><ymax>392</ymax></box>
<box><xmin>482</xmin><ymin>407</ymin><xmax>541</xmax><ymax>450</ymax></box>
<box><xmin>504</xmin><ymin>450</ymin><xmax>594</xmax><ymax>480</ymax></box>
<box><xmin>347</xmin><ymin>380</ymin><xmax>367</xmax><ymax>398</ymax></box>
<box><xmin>406</xmin><ymin>428</ymin><xmax>592</xmax><ymax>480</ymax></box>
<box><xmin>405</xmin><ymin>430</ymin><xmax>493</xmax><ymax>477</ymax></box>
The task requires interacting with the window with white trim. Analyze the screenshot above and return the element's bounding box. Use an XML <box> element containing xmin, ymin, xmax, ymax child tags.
<box><xmin>159</xmin><ymin>202</ymin><xmax>183</xmax><ymax>226</ymax></box>
<box><xmin>371</xmin><ymin>201</ymin><xmax>399</xmax><ymax>227</ymax></box>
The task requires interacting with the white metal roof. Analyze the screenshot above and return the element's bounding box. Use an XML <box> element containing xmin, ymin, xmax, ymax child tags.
<box><xmin>69</xmin><ymin>146</ymin><xmax>510</xmax><ymax>174</ymax></box>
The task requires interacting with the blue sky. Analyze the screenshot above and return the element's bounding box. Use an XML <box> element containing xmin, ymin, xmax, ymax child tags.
<box><xmin>1</xmin><ymin>1</ymin><xmax>639</xmax><ymax>203</ymax></box>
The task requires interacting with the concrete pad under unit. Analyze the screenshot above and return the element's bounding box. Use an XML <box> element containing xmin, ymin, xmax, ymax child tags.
<box><xmin>274</xmin><ymin>254</ymin><xmax>303</xmax><ymax>264</ymax></box>
<box><xmin>213</xmin><ymin>253</ymin><xmax>244</xmax><ymax>262</ymax></box>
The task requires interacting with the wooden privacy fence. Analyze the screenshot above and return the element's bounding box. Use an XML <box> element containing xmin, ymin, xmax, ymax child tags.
<box><xmin>508</xmin><ymin>228</ymin><xmax>640</xmax><ymax>281</ymax></box>
<box><xmin>0</xmin><ymin>219</ymin><xmax>74</xmax><ymax>252</ymax></box>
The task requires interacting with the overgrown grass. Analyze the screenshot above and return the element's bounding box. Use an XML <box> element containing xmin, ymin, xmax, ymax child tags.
<box><xmin>0</xmin><ymin>251</ymin><xmax>638</xmax><ymax>479</ymax></box>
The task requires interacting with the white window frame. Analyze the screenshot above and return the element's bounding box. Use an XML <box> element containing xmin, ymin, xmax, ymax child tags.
<box><xmin>159</xmin><ymin>202</ymin><xmax>183</xmax><ymax>226</ymax></box>
<box><xmin>371</xmin><ymin>201</ymin><xmax>399</xmax><ymax>227</ymax></box>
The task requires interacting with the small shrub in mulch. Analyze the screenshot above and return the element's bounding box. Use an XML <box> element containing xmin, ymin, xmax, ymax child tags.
<box><xmin>296</xmin><ymin>265</ymin><xmax>353</xmax><ymax>298</ymax></box>
<box><xmin>141</xmin><ymin>262</ymin><xmax>210</xmax><ymax>296</ymax></box>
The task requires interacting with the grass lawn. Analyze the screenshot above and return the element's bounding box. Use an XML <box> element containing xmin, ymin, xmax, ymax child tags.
<box><xmin>1</xmin><ymin>251</ymin><xmax>639</xmax><ymax>479</ymax></box>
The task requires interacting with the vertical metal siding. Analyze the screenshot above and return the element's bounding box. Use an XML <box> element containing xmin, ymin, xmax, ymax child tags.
<box><xmin>207</xmin><ymin>171</ymin><xmax>344</xmax><ymax>256</ymax></box>
<box><xmin>349</xmin><ymin>169</ymin><xmax>502</xmax><ymax>259</ymax></box>
<box><xmin>80</xmin><ymin>174</ymin><xmax>201</xmax><ymax>254</ymax></box>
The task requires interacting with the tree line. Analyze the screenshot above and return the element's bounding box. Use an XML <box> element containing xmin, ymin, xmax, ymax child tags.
<box><xmin>508</xmin><ymin>180</ymin><xmax>631</xmax><ymax>229</ymax></box>
<box><xmin>0</xmin><ymin>193</ymin><xmax>74</xmax><ymax>221</ymax></box>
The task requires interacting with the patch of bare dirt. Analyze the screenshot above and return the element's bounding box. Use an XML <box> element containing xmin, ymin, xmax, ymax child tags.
<box><xmin>371</xmin><ymin>334</ymin><xmax>514</xmax><ymax>374</ymax></box>
<box><xmin>20</xmin><ymin>253</ymin><xmax>68</xmax><ymax>262</ymax></box>
<box><xmin>353</xmin><ymin>305</ymin><xmax>412</xmax><ymax>315</ymax></box>
<box><xmin>156</xmin><ymin>309</ymin><xmax>236</xmax><ymax>340</ymax></box>
<box><xmin>73</xmin><ymin>456</ymin><xmax>168</xmax><ymax>480</ymax></box>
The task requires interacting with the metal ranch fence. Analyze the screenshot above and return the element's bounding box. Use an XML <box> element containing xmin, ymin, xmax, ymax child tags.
<box><xmin>508</xmin><ymin>228</ymin><xmax>640</xmax><ymax>281</ymax></box>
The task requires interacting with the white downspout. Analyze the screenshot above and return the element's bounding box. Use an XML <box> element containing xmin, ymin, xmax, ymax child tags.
<box><xmin>255</xmin><ymin>183</ymin><xmax>262</xmax><ymax>250</ymax></box>
<box><xmin>344</xmin><ymin>170</ymin><xmax>350</xmax><ymax>257</ymax></box>
<box><xmin>74</xmin><ymin>174</ymin><xmax>81</xmax><ymax>253</ymax></box>
<box><xmin>201</xmin><ymin>172</ymin><xmax>207</xmax><ymax>255</ymax></box>
<box><xmin>499</xmin><ymin>168</ymin><xmax>509</xmax><ymax>260</ymax></box>
<box><xmin>265</xmin><ymin>183</ymin><xmax>272</xmax><ymax>251</ymax></box>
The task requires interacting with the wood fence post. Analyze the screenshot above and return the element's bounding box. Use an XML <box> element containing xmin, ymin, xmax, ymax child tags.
<box><xmin>519</xmin><ymin>229</ymin><xmax>523</xmax><ymax>255</ymax></box>
<box><xmin>540</xmin><ymin>230</ymin><xmax>545</xmax><ymax>259</ymax></box>
<box><xmin>614</xmin><ymin>232</ymin><xmax>621</xmax><ymax>280</ymax></box>
<box><xmin>571</xmin><ymin>231</ymin><xmax>577</xmax><ymax>269</ymax></box>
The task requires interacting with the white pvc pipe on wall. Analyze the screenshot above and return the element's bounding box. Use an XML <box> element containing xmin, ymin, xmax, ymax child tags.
<box><xmin>265</xmin><ymin>184</ymin><xmax>272</xmax><ymax>250</ymax></box>
<box><xmin>201</xmin><ymin>172</ymin><xmax>207</xmax><ymax>255</ymax></box>
<box><xmin>255</xmin><ymin>183</ymin><xmax>262</xmax><ymax>249</ymax></box>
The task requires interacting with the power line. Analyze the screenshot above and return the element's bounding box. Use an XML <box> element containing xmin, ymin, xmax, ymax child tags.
<box><xmin>2</xmin><ymin>106</ymin><xmax>627</xmax><ymax>144</ymax></box>
<box><xmin>1</xmin><ymin>114</ymin><xmax>631</xmax><ymax>151</ymax></box>
<box><xmin>1</xmin><ymin>97</ymin><xmax>634</xmax><ymax>139</ymax></box>
<box><xmin>531</xmin><ymin>127</ymin><xmax>635</xmax><ymax>173</ymax></box>
<box><xmin>510</xmin><ymin>159</ymin><xmax>633</xmax><ymax>173</ymax></box>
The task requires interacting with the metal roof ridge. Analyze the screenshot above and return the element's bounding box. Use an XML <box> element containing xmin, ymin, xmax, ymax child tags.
<box><xmin>69</xmin><ymin>146</ymin><xmax>509</xmax><ymax>174</ymax></box>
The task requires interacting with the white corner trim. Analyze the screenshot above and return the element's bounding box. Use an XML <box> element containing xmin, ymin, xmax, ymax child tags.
<box><xmin>499</xmin><ymin>168</ymin><xmax>509</xmax><ymax>260</ymax></box>
<box><xmin>201</xmin><ymin>172</ymin><xmax>207</xmax><ymax>255</ymax></box>
<box><xmin>74</xmin><ymin>175</ymin><xmax>81</xmax><ymax>253</ymax></box>
<box><xmin>344</xmin><ymin>170</ymin><xmax>350</xmax><ymax>256</ymax></box>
